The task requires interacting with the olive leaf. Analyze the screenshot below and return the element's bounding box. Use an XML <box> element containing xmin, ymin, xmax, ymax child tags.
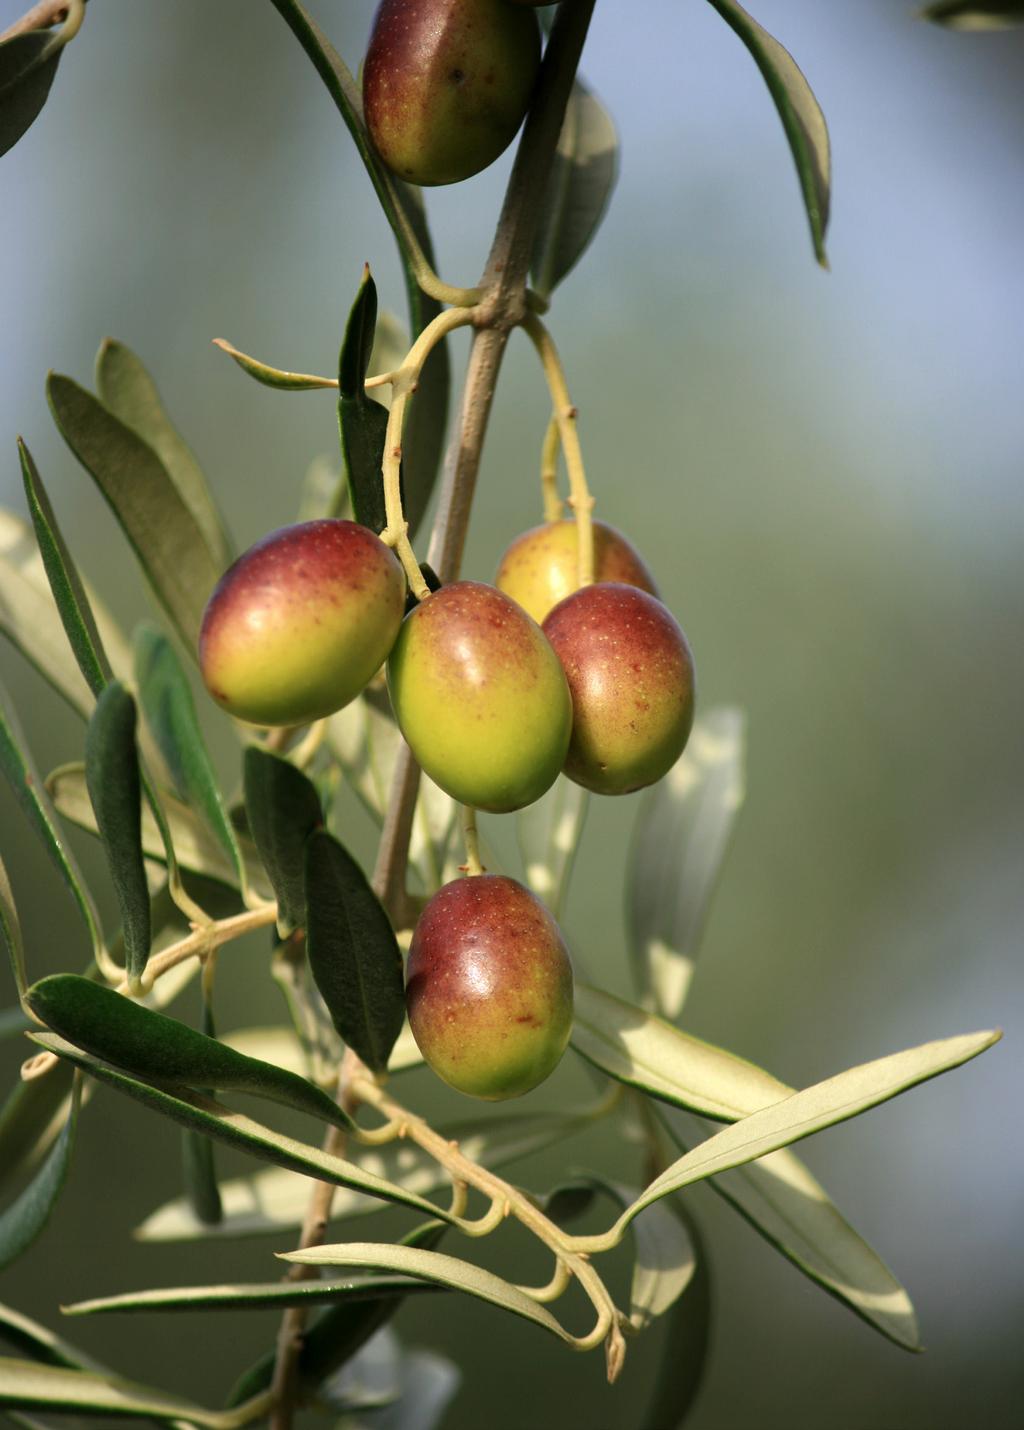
<box><xmin>517</xmin><ymin>774</ymin><xmax>589</xmax><ymax>919</ymax></box>
<box><xmin>0</xmin><ymin>1075</ymin><xmax>80</xmax><ymax>1273</ymax></box>
<box><xmin>640</xmin><ymin>1207</ymin><xmax>712</xmax><ymax>1430</ymax></box>
<box><xmin>213</xmin><ymin>337</ymin><xmax>336</xmax><ymax>390</ymax></box>
<box><xmin>338</xmin><ymin>267</ymin><xmax>394</xmax><ymax>537</ymax></box>
<box><xmin>0</xmin><ymin>854</ymin><xmax>26</xmax><ymax>999</ymax></box>
<box><xmin>0</xmin><ymin>30</ymin><xmax>61</xmax><ymax>160</ymax></box>
<box><xmin>243</xmin><ymin>747</ymin><xmax>323</xmax><ymax>934</ymax></box>
<box><xmin>0</xmin><ymin>1358</ymin><xmax>247</xmax><ymax>1428</ymax></box>
<box><xmin>921</xmin><ymin>1</ymin><xmax>1024</xmax><ymax>25</ymax></box>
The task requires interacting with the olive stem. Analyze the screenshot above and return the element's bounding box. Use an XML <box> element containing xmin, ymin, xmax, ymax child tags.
<box><xmin>460</xmin><ymin>806</ymin><xmax>485</xmax><ymax>876</ymax></box>
<box><xmin>0</xmin><ymin>0</ymin><xmax>83</xmax><ymax>48</ymax></box>
<box><xmin>522</xmin><ymin>313</ymin><xmax>595</xmax><ymax>589</ymax></box>
<box><xmin>541</xmin><ymin>413</ymin><xmax>566</xmax><ymax>522</ymax></box>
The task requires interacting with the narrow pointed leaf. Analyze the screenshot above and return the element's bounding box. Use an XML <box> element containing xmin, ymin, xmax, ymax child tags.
<box><xmin>65</xmin><ymin>1274</ymin><xmax>439</xmax><ymax>1317</ymax></box>
<box><xmin>595</xmin><ymin>1181</ymin><xmax>697</xmax><ymax>1331</ymax></box>
<box><xmin>659</xmin><ymin>1106</ymin><xmax>920</xmax><ymax>1349</ymax></box>
<box><xmin>0</xmin><ymin>855</ymin><xmax>26</xmax><ymax>997</ymax></box>
<box><xmin>0</xmin><ymin>31</ymin><xmax>60</xmax><ymax>159</ymax></box>
<box><xmin>339</xmin><ymin>267</ymin><xmax>379</xmax><ymax>402</ymax></box>
<box><xmin>19</xmin><ymin>439</ymin><xmax>112</xmax><ymax>697</ymax></box>
<box><xmin>705</xmin><ymin>0</ymin><xmax>830</xmax><ymax>264</ymax></box>
<box><xmin>628</xmin><ymin>706</ymin><xmax>745</xmax><ymax>1018</ymax></box>
<box><xmin>136</xmin><ymin>1107</ymin><xmax>589</xmax><ymax>1242</ymax></box>
<box><xmin>182</xmin><ymin>994</ymin><xmax>222</xmax><ymax>1227</ymax></box>
<box><xmin>640</xmin><ymin>1208</ymin><xmax>711</xmax><ymax>1430</ymax></box>
<box><xmin>0</xmin><ymin>1358</ymin><xmax>245</xmax><ymax>1427</ymax></box>
<box><xmin>85</xmin><ymin>683</ymin><xmax>150</xmax><ymax>982</ymax></box>
<box><xmin>0</xmin><ymin>1062</ymin><xmax>76</xmax><ymax>1205</ymax></box>
<box><xmin>26</xmin><ymin>975</ymin><xmax>353</xmax><ymax>1131</ymax></box>
<box><xmin>517</xmin><ymin>774</ymin><xmax>589</xmax><ymax>919</ymax></box>
<box><xmin>32</xmin><ymin>1031</ymin><xmax>449</xmax><ymax>1221</ymax></box>
<box><xmin>244</xmin><ymin>747</ymin><xmax>323</xmax><ymax>934</ymax></box>
<box><xmin>0</xmin><ymin>509</ymin><xmax>130</xmax><ymax>718</ymax></box>
<box><xmin>571</xmin><ymin>982</ymin><xmax>793</xmax><ymax>1119</ymax></box>
<box><xmin>0</xmin><ymin>1301</ymin><xmax>105</xmax><ymax>1372</ymax></box>
<box><xmin>96</xmin><ymin>339</ymin><xmax>231</xmax><ymax>569</ymax></box>
<box><xmin>339</xmin><ymin>268</ymin><xmax>392</xmax><ymax>536</ymax></box>
<box><xmin>304</xmin><ymin>829</ymin><xmax>405</xmax><ymax>1073</ymax></box>
<box><xmin>0</xmin><ymin>1076</ymin><xmax>80</xmax><ymax>1272</ymax></box>
<box><xmin>0</xmin><ymin>685</ymin><xmax>105</xmax><ymax>965</ymax></box>
<box><xmin>281</xmin><ymin>1243</ymin><xmax>576</xmax><ymax>1347</ymax></box>
<box><xmin>213</xmin><ymin>337</ymin><xmax>336</xmax><ymax>390</ymax></box>
<box><xmin>922</xmin><ymin>1</ymin><xmax>1024</xmax><ymax>26</ymax></box>
<box><xmin>46</xmin><ymin>762</ymin><xmax>271</xmax><ymax>896</ymax></box>
<box><xmin>46</xmin><ymin>373</ymin><xmax>222</xmax><ymax>651</ymax></box>
<box><xmin>133</xmin><ymin>624</ymin><xmax>244</xmax><ymax>884</ymax></box>
<box><xmin>531</xmin><ymin>79</ymin><xmax>619</xmax><ymax>298</ymax></box>
<box><xmin>611</xmin><ymin>1030</ymin><xmax>1001</xmax><ymax>1233</ymax></box>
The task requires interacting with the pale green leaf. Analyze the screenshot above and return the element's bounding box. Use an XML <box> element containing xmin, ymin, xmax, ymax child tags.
<box><xmin>212</xmin><ymin>337</ymin><xmax>337</xmax><ymax>391</ymax></box>
<box><xmin>65</xmin><ymin>1275</ymin><xmax>437</xmax><ymax>1317</ymax></box>
<box><xmin>517</xmin><ymin>775</ymin><xmax>588</xmax><ymax>919</ymax></box>
<box><xmin>0</xmin><ymin>855</ymin><xmax>26</xmax><ymax>998</ymax></box>
<box><xmin>921</xmin><ymin>1</ymin><xmax>1024</xmax><ymax>27</ymax></box>
<box><xmin>0</xmin><ymin>1357</ymin><xmax>246</xmax><ymax>1427</ymax></box>
<box><xmin>627</xmin><ymin>707</ymin><xmax>745</xmax><ymax>1017</ymax></box>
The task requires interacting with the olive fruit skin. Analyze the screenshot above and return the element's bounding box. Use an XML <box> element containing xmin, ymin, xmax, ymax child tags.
<box><xmin>199</xmin><ymin>520</ymin><xmax>405</xmax><ymax>727</ymax></box>
<box><xmin>542</xmin><ymin>583</ymin><xmax>696</xmax><ymax>796</ymax></box>
<box><xmin>363</xmin><ymin>0</ymin><xmax>541</xmax><ymax>187</ymax></box>
<box><xmin>406</xmin><ymin>874</ymin><xmax>574</xmax><ymax>1100</ymax></box>
<box><xmin>387</xmin><ymin>581</ymin><xmax>572</xmax><ymax>813</ymax></box>
<box><xmin>496</xmin><ymin>518</ymin><xmax>660</xmax><ymax>625</ymax></box>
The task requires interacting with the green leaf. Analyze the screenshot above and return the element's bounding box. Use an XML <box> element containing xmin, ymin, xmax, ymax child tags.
<box><xmin>135</xmin><ymin>1107</ymin><xmax>589</xmax><ymax>1242</ymax></box>
<box><xmin>46</xmin><ymin>373</ymin><xmax>223</xmax><ymax>651</ymax></box>
<box><xmin>95</xmin><ymin>339</ymin><xmax>232</xmax><ymax>570</ymax></box>
<box><xmin>658</xmin><ymin>1106</ymin><xmax>920</xmax><ymax>1350</ymax></box>
<box><xmin>0</xmin><ymin>1076</ymin><xmax>80</xmax><ymax>1272</ymax></box>
<box><xmin>0</xmin><ymin>684</ymin><xmax>106</xmax><ymax>967</ymax></box>
<box><xmin>640</xmin><ymin>1207</ymin><xmax>711</xmax><ymax>1430</ymax></box>
<box><xmin>65</xmin><ymin>1274</ymin><xmax>439</xmax><ymax>1317</ymax></box>
<box><xmin>181</xmin><ymin>1121</ymin><xmax>222</xmax><ymax>1227</ymax></box>
<box><xmin>304</xmin><ymin>829</ymin><xmax>405</xmax><ymax>1074</ymax></box>
<box><xmin>0</xmin><ymin>508</ymin><xmax>130</xmax><ymax>718</ymax></box>
<box><xmin>26</xmin><ymin>975</ymin><xmax>353</xmax><ymax>1132</ymax></box>
<box><xmin>615</xmin><ymin>1187</ymin><xmax>697</xmax><ymax>1332</ymax></box>
<box><xmin>133</xmin><ymin>624</ymin><xmax>244</xmax><ymax>886</ymax></box>
<box><xmin>0</xmin><ymin>1061</ymin><xmax>77</xmax><ymax>1206</ymax></box>
<box><xmin>0</xmin><ymin>1300</ymin><xmax>105</xmax><ymax>1372</ymax></box>
<box><xmin>705</xmin><ymin>0</ymin><xmax>831</xmax><ymax>265</ymax></box>
<box><xmin>212</xmin><ymin>337</ymin><xmax>338</xmax><ymax>391</ymax></box>
<box><xmin>571</xmin><ymin>983</ymin><xmax>793</xmax><ymax>1120</ymax></box>
<box><xmin>339</xmin><ymin>267</ymin><xmax>379</xmax><ymax>401</ymax></box>
<box><xmin>627</xmin><ymin>706</ymin><xmax>745</xmax><ymax>1018</ymax></box>
<box><xmin>921</xmin><ymin>1</ymin><xmax>1024</xmax><ymax>26</ymax></box>
<box><xmin>85</xmin><ymin>683</ymin><xmax>150</xmax><ymax>984</ymax></box>
<box><xmin>339</xmin><ymin>269</ymin><xmax>393</xmax><ymax>537</ymax></box>
<box><xmin>0</xmin><ymin>1357</ymin><xmax>248</xmax><ymax>1427</ymax></box>
<box><xmin>0</xmin><ymin>855</ymin><xmax>26</xmax><ymax>998</ymax></box>
<box><xmin>46</xmin><ymin>762</ymin><xmax>271</xmax><ymax>897</ymax></box>
<box><xmin>517</xmin><ymin>775</ymin><xmax>589</xmax><ymax>919</ymax></box>
<box><xmin>19</xmin><ymin>439</ymin><xmax>113</xmax><ymax>698</ymax></box>
<box><xmin>280</xmin><ymin>1243</ymin><xmax>576</xmax><ymax>1348</ymax></box>
<box><xmin>33</xmin><ymin>1030</ymin><xmax>449</xmax><ymax>1222</ymax></box>
<box><xmin>244</xmin><ymin>747</ymin><xmax>323</xmax><ymax>934</ymax></box>
<box><xmin>606</xmin><ymin>1029</ymin><xmax>1001</xmax><ymax>1235</ymax></box>
<box><xmin>531</xmin><ymin>79</ymin><xmax>619</xmax><ymax>298</ymax></box>
<box><xmin>0</xmin><ymin>31</ymin><xmax>60</xmax><ymax>160</ymax></box>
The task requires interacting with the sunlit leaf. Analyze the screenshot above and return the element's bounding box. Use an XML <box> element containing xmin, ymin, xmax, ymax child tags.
<box><xmin>0</xmin><ymin>1076</ymin><xmax>80</xmax><ymax>1272</ymax></box>
<box><xmin>0</xmin><ymin>1357</ymin><xmax>246</xmax><ymax>1427</ymax></box>
<box><xmin>304</xmin><ymin>829</ymin><xmax>405</xmax><ymax>1074</ymax></box>
<box><xmin>0</xmin><ymin>31</ymin><xmax>60</xmax><ymax>160</ymax></box>
<box><xmin>658</xmin><ymin>1106</ymin><xmax>920</xmax><ymax>1349</ymax></box>
<box><xmin>517</xmin><ymin>775</ymin><xmax>588</xmax><ymax>919</ymax></box>
<box><xmin>96</xmin><ymin>339</ymin><xmax>232</xmax><ymax>569</ymax></box>
<box><xmin>244</xmin><ymin>747</ymin><xmax>323</xmax><ymax>934</ymax></box>
<box><xmin>280</xmin><ymin>1242</ymin><xmax>576</xmax><ymax>1347</ymax></box>
<box><xmin>627</xmin><ymin>707</ymin><xmax>745</xmax><ymax>1018</ymax></box>
<box><xmin>0</xmin><ymin>1300</ymin><xmax>105</xmax><ymax>1372</ymax></box>
<box><xmin>640</xmin><ymin>1207</ymin><xmax>711</xmax><ymax>1430</ymax></box>
<box><xmin>26</xmin><ymin>975</ymin><xmax>352</xmax><ymax>1131</ymax></box>
<box><xmin>46</xmin><ymin>373</ymin><xmax>222</xmax><ymax>651</ymax></box>
<box><xmin>65</xmin><ymin>1273</ymin><xmax>439</xmax><ymax>1317</ymax></box>
<box><xmin>610</xmin><ymin>1184</ymin><xmax>697</xmax><ymax>1331</ymax></box>
<box><xmin>607</xmin><ymin>1030</ymin><xmax>1001</xmax><ymax>1233</ymax></box>
<box><xmin>571</xmin><ymin>983</ymin><xmax>793</xmax><ymax>1120</ymax></box>
<box><xmin>135</xmin><ymin>1107</ymin><xmax>589</xmax><ymax>1242</ymax></box>
<box><xmin>85</xmin><ymin>683</ymin><xmax>150</xmax><ymax>983</ymax></box>
<box><xmin>531</xmin><ymin>79</ymin><xmax>619</xmax><ymax>297</ymax></box>
<box><xmin>705</xmin><ymin>0</ymin><xmax>831</xmax><ymax>264</ymax></box>
<box><xmin>33</xmin><ymin>1031</ymin><xmax>448</xmax><ymax>1221</ymax></box>
<box><xmin>921</xmin><ymin>1</ymin><xmax>1024</xmax><ymax>27</ymax></box>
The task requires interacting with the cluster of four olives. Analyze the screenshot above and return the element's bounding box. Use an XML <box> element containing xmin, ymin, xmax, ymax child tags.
<box><xmin>199</xmin><ymin>519</ymin><xmax>694</xmax><ymax>1099</ymax></box>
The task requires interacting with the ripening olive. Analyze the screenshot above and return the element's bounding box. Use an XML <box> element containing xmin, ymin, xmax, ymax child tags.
<box><xmin>496</xmin><ymin>518</ymin><xmax>660</xmax><ymax>625</ymax></box>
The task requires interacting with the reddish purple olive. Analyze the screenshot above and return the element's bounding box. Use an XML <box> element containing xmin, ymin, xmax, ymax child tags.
<box><xmin>387</xmin><ymin>581</ymin><xmax>572</xmax><ymax>813</ymax></box>
<box><xmin>199</xmin><ymin>520</ymin><xmax>405</xmax><ymax>727</ymax></box>
<box><xmin>496</xmin><ymin>518</ymin><xmax>660</xmax><ymax>626</ymax></box>
<box><xmin>406</xmin><ymin>874</ymin><xmax>574</xmax><ymax>1100</ymax></box>
<box><xmin>543</xmin><ymin>583</ymin><xmax>696</xmax><ymax>795</ymax></box>
<box><xmin>363</xmin><ymin>0</ymin><xmax>541</xmax><ymax>187</ymax></box>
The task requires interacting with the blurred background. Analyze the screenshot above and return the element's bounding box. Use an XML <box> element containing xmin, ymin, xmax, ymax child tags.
<box><xmin>1</xmin><ymin>1</ymin><xmax>1022</xmax><ymax>1426</ymax></box>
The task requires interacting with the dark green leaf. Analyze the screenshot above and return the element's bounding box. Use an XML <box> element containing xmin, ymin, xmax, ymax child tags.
<box><xmin>0</xmin><ymin>1357</ymin><xmax>244</xmax><ymax>1427</ymax></box>
<box><xmin>922</xmin><ymin>1</ymin><xmax>1024</xmax><ymax>25</ymax></box>
<box><xmin>0</xmin><ymin>683</ymin><xmax>105</xmax><ymax>965</ymax></box>
<box><xmin>0</xmin><ymin>1301</ymin><xmax>104</xmax><ymax>1372</ymax></box>
<box><xmin>304</xmin><ymin>829</ymin><xmax>405</xmax><ymax>1073</ymax></box>
<box><xmin>340</xmin><ymin>396</ymin><xmax>392</xmax><ymax>538</ymax></box>
<box><xmin>705</xmin><ymin>0</ymin><xmax>831</xmax><ymax>265</ymax></box>
<box><xmin>19</xmin><ymin>439</ymin><xmax>112</xmax><ymax>698</ymax></box>
<box><xmin>339</xmin><ymin>267</ymin><xmax>379</xmax><ymax>401</ymax></box>
<box><xmin>531</xmin><ymin>79</ymin><xmax>619</xmax><ymax>297</ymax></box>
<box><xmin>0</xmin><ymin>855</ymin><xmax>26</xmax><ymax>998</ymax></box>
<box><xmin>0</xmin><ymin>1062</ymin><xmax>76</xmax><ymax>1206</ymax></box>
<box><xmin>133</xmin><ymin>624</ymin><xmax>244</xmax><ymax>886</ymax></box>
<box><xmin>243</xmin><ymin>747</ymin><xmax>323</xmax><ymax>935</ymax></box>
<box><xmin>85</xmin><ymin>683</ymin><xmax>150</xmax><ymax>984</ymax></box>
<box><xmin>25</xmin><ymin>975</ymin><xmax>353</xmax><ymax>1132</ymax></box>
<box><xmin>641</xmin><ymin>1207</ymin><xmax>711</xmax><ymax>1430</ymax></box>
<box><xmin>0</xmin><ymin>1076</ymin><xmax>80</xmax><ymax>1272</ymax></box>
<box><xmin>95</xmin><ymin>339</ymin><xmax>231</xmax><ymax>570</ymax></box>
<box><xmin>46</xmin><ymin>373</ymin><xmax>223</xmax><ymax>651</ymax></box>
<box><xmin>0</xmin><ymin>31</ymin><xmax>60</xmax><ymax>160</ymax></box>
<box><xmin>32</xmin><ymin>1030</ymin><xmax>449</xmax><ymax>1221</ymax></box>
<box><xmin>181</xmin><ymin>1121</ymin><xmax>222</xmax><ymax>1227</ymax></box>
